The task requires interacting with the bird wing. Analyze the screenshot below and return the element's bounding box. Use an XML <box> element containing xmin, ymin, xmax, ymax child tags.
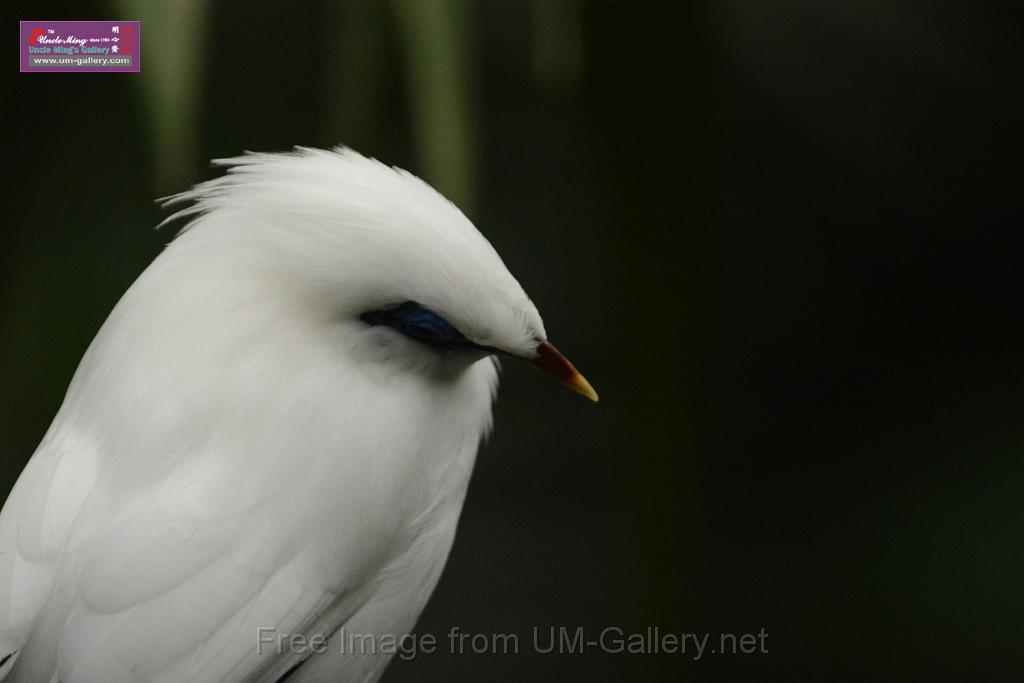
<box><xmin>0</xmin><ymin>425</ymin><xmax>384</xmax><ymax>683</ymax></box>
<box><xmin>57</xmin><ymin>500</ymin><xmax>330</xmax><ymax>683</ymax></box>
<box><xmin>0</xmin><ymin>429</ymin><xmax>99</xmax><ymax>658</ymax></box>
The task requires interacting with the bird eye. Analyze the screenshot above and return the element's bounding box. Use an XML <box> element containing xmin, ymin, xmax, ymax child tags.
<box><xmin>360</xmin><ymin>301</ymin><xmax>476</xmax><ymax>350</ymax></box>
<box><xmin>407</xmin><ymin>321</ymin><xmax>445</xmax><ymax>339</ymax></box>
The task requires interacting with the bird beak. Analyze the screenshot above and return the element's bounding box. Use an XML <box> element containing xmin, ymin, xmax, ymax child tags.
<box><xmin>525</xmin><ymin>340</ymin><xmax>599</xmax><ymax>402</ymax></box>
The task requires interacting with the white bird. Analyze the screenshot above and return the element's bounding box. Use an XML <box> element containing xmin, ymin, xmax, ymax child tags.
<box><xmin>0</xmin><ymin>147</ymin><xmax>596</xmax><ymax>683</ymax></box>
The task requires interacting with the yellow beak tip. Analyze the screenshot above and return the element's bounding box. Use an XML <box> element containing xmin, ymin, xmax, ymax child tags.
<box><xmin>569</xmin><ymin>374</ymin><xmax>600</xmax><ymax>403</ymax></box>
<box><xmin>527</xmin><ymin>339</ymin><xmax>599</xmax><ymax>403</ymax></box>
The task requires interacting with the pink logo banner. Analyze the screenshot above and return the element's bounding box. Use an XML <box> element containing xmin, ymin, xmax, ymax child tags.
<box><xmin>20</xmin><ymin>20</ymin><xmax>140</xmax><ymax>73</ymax></box>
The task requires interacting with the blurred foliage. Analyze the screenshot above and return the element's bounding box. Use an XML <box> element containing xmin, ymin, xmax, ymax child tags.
<box><xmin>391</xmin><ymin>0</ymin><xmax>480</xmax><ymax>215</ymax></box>
<box><xmin>115</xmin><ymin>0</ymin><xmax>209</xmax><ymax>191</ymax></box>
<box><xmin>531</xmin><ymin>0</ymin><xmax>583</xmax><ymax>91</ymax></box>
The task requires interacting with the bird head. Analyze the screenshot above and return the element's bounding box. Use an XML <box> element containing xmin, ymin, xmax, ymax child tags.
<box><xmin>162</xmin><ymin>147</ymin><xmax>597</xmax><ymax>401</ymax></box>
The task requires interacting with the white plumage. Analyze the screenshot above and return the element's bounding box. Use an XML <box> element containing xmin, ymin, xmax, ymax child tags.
<box><xmin>0</xmin><ymin>148</ymin><xmax>594</xmax><ymax>682</ymax></box>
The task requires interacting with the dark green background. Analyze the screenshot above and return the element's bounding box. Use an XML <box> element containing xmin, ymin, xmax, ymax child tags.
<box><xmin>4</xmin><ymin>2</ymin><xmax>1023</xmax><ymax>680</ymax></box>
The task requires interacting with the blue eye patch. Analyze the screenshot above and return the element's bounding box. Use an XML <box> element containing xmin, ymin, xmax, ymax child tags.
<box><xmin>360</xmin><ymin>301</ymin><xmax>484</xmax><ymax>350</ymax></box>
